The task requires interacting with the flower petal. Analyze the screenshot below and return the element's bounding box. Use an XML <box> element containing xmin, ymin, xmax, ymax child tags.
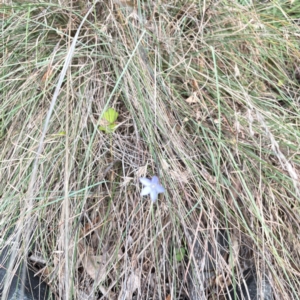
<box><xmin>140</xmin><ymin>177</ymin><xmax>151</xmax><ymax>186</ymax></box>
<box><xmin>150</xmin><ymin>189</ymin><xmax>158</xmax><ymax>202</ymax></box>
<box><xmin>141</xmin><ymin>186</ymin><xmax>151</xmax><ymax>196</ymax></box>
<box><xmin>156</xmin><ymin>184</ymin><xmax>165</xmax><ymax>194</ymax></box>
<box><xmin>151</xmin><ymin>176</ymin><xmax>159</xmax><ymax>184</ymax></box>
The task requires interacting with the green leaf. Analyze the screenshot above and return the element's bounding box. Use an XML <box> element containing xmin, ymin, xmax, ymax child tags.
<box><xmin>175</xmin><ymin>247</ymin><xmax>186</xmax><ymax>262</ymax></box>
<box><xmin>99</xmin><ymin>123</ymin><xmax>117</xmax><ymax>133</ymax></box>
<box><xmin>103</xmin><ymin>108</ymin><xmax>118</xmax><ymax>124</ymax></box>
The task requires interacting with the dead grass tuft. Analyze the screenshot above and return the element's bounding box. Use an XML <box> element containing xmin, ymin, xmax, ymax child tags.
<box><xmin>1</xmin><ymin>0</ymin><xmax>300</xmax><ymax>299</ymax></box>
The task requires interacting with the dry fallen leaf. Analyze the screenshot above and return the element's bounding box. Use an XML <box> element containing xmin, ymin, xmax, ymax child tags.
<box><xmin>76</xmin><ymin>290</ymin><xmax>90</xmax><ymax>300</ymax></box>
<box><xmin>77</xmin><ymin>241</ymin><xmax>107</xmax><ymax>285</ymax></box>
<box><xmin>234</xmin><ymin>63</ymin><xmax>240</xmax><ymax>77</ymax></box>
<box><xmin>119</xmin><ymin>269</ymin><xmax>140</xmax><ymax>300</ymax></box>
<box><xmin>170</xmin><ymin>169</ymin><xmax>189</xmax><ymax>183</ymax></box>
<box><xmin>200</xmin><ymin>167</ymin><xmax>216</xmax><ymax>184</ymax></box>
<box><xmin>196</xmin><ymin>110</ymin><xmax>202</xmax><ymax>121</ymax></box>
<box><xmin>215</xmin><ymin>273</ymin><xmax>226</xmax><ymax>288</ymax></box>
<box><xmin>161</xmin><ymin>158</ymin><xmax>170</xmax><ymax>170</ymax></box>
<box><xmin>137</xmin><ymin>165</ymin><xmax>148</xmax><ymax>178</ymax></box>
<box><xmin>229</xmin><ymin>235</ymin><xmax>239</xmax><ymax>269</ymax></box>
<box><xmin>191</xmin><ymin>79</ymin><xmax>199</xmax><ymax>91</ymax></box>
<box><xmin>122</xmin><ymin>176</ymin><xmax>133</xmax><ymax>186</ymax></box>
<box><xmin>41</xmin><ymin>67</ymin><xmax>54</xmax><ymax>83</ymax></box>
<box><xmin>113</xmin><ymin>0</ymin><xmax>134</xmax><ymax>7</ymax></box>
<box><xmin>82</xmin><ymin>254</ymin><xmax>106</xmax><ymax>285</ymax></box>
<box><xmin>185</xmin><ymin>92</ymin><xmax>199</xmax><ymax>104</ymax></box>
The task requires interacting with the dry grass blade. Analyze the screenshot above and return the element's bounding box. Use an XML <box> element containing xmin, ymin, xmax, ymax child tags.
<box><xmin>1</xmin><ymin>1</ymin><xmax>300</xmax><ymax>299</ymax></box>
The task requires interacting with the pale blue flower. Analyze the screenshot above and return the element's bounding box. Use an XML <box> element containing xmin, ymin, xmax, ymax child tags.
<box><xmin>140</xmin><ymin>176</ymin><xmax>165</xmax><ymax>202</ymax></box>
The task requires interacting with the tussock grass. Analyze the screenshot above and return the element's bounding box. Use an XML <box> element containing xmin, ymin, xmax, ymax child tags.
<box><xmin>1</xmin><ymin>0</ymin><xmax>300</xmax><ymax>299</ymax></box>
